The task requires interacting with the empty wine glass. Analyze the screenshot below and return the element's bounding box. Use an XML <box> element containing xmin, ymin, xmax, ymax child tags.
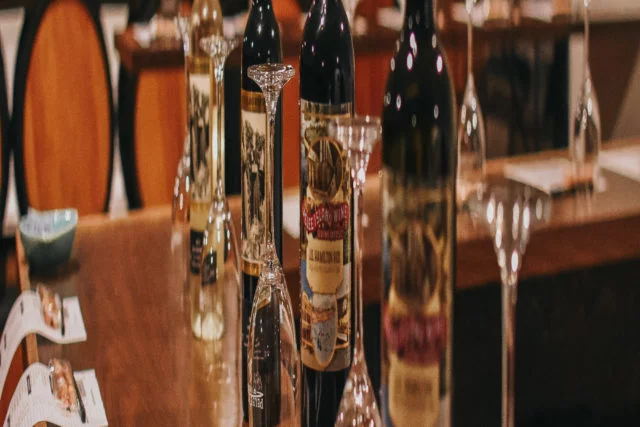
<box><xmin>247</xmin><ymin>63</ymin><xmax>300</xmax><ymax>427</ymax></box>
<box><xmin>571</xmin><ymin>0</ymin><xmax>601</xmax><ymax>191</ymax></box>
<box><xmin>197</xmin><ymin>36</ymin><xmax>242</xmax><ymax>393</ymax></box>
<box><xmin>457</xmin><ymin>0</ymin><xmax>487</xmax><ymax>206</ymax></box>
<box><xmin>173</xmin><ymin>15</ymin><xmax>192</xmax><ymax>311</ymax></box>
<box><xmin>172</xmin><ymin>139</ymin><xmax>191</xmax><ymax>313</ymax></box>
<box><xmin>332</xmin><ymin>115</ymin><xmax>382</xmax><ymax>427</ymax></box>
<box><xmin>467</xmin><ymin>181</ymin><xmax>551</xmax><ymax>427</ymax></box>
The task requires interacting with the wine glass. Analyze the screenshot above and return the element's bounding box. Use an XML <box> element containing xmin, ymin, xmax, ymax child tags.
<box><xmin>173</xmin><ymin>15</ymin><xmax>192</xmax><ymax>312</ymax></box>
<box><xmin>197</xmin><ymin>36</ymin><xmax>242</xmax><ymax>394</ymax></box>
<box><xmin>172</xmin><ymin>140</ymin><xmax>191</xmax><ymax>310</ymax></box>
<box><xmin>332</xmin><ymin>115</ymin><xmax>382</xmax><ymax>427</ymax></box>
<box><xmin>571</xmin><ymin>0</ymin><xmax>601</xmax><ymax>191</ymax></box>
<box><xmin>467</xmin><ymin>181</ymin><xmax>551</xmax><ymax>427</ymax></box>
<box><xmin>457</xmin><ymin>0</ymin><xmax>487</xmax><ymax>206</ymax></box>
<box><xmin>247</xmin><ymin>63</ymin><xmax>300</xmax><ymax>427</ymax></box>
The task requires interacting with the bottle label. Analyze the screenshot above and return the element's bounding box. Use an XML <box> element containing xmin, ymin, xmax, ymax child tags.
<box><xmin>300</xmin><ymin>99</ymin><xmax>352</xmax><ymax>372</ymax></box>
<box><xmin>190</xmin><ymin>229</ymin><xmax>204</xmax><ymax>275</ymax></box>
<box><xmin>381</xmin><ymin>168</ymin><xmax>454</xmax><ymax>427</ymax></box>
<box><xmin>189</xmin><ymin>73</ymin><xmax>212</xmax><ymax>187</ymax></box>
<box><xmin>240</xmin><ymin>89</ymin><xmax>267</xmax><ymax>277</ymax></box>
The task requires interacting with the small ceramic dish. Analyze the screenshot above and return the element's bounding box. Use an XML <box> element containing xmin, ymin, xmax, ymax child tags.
<box><xmin>19</xmin><ymin>208</ymin><xmax>78</xmax><ymax>271</ymax></box>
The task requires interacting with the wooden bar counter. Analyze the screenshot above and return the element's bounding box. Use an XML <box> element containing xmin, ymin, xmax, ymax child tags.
<box><xmin>11</xmin><ymin>139</ymin><xmax>640</xmax><ymax>424</ymax></box>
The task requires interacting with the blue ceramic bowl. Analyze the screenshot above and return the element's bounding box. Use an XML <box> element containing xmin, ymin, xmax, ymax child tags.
<box><xmin>19</xmin><ymin>208</ymin><xmax>78</xmax><ymax>271</ymax></box>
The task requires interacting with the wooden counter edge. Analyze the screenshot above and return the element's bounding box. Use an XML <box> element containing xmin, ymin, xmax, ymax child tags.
<box><xmin>15</xmin><ymin>229</ymin><xmax>42</xmax><ymax>400</ymax></box>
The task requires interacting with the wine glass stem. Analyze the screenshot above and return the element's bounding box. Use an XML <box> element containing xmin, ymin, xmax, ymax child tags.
<box><xmin>353</xmin><ymin>182</ymin><xmax>365</xmax><ymax>359</ymax></box>
<box><xmin>264</xmin><ymin>99</ymin><xmax>277</xmax><ymax>247</ymax></box>
<box><xmin>467</xmin><ymin>14</ymin><xmax>473</xmax><ymax>78</ymax></box>
<box><xmin>184</xmin><ymin>58</ymin><xmax>189</xmax><ymax>141</ymax></box>
<box><xmin>214</xmin><ymin>66</ymin><xmax>225</xmax><ymax>195</ymax></box>
<box><xmin>501</xmin><ymin>278</ymin><xmax>517</xmax><ymax>427</ymax></box>
<box><xmin>583</xmin><ymin>4</ymin><xmax>589</xmax><ymax>70</ymax></box>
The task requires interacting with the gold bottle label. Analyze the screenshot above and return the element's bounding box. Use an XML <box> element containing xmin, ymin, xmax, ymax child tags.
<box><xmin>300</xmin><ymin>99</ymin><xmax>352</xmax><ymax>372</ymax></box>
<box><xmin>382</xmin><ymin>168</ymin><xmax>454</xmax><ymax>426</ymax></box>
<box><xmin>240</xmin><ymin>89</ymin><xmax>267</xmax><ymax>277</ymax></box>
<box><xmin>189</xmin><ymin>73</ymin><xmax>212</xmax><ymax>186</ymax></box>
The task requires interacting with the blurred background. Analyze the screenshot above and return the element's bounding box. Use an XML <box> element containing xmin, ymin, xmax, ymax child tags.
<box><xmin>0</xmin><ymin>0</ymin><xmax>638</xmax><ymax>235</ymax></box>
<box><xmin>0</xmin><ymin>1</ymin><xmax>638</xmax><ymax>425</ymax></box>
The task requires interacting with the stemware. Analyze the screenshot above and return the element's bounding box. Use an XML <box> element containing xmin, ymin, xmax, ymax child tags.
<box><xmin>571</xmin><ymin>0</ymin><xmax>601</xmax><ymax>190</ymax></box>
<box><xmin>332</xmin><ymin>115</ymin><xmax>382</xmax><ymax>427</ymax></box>
<box><xmin>192</xmin><ymin>35</ymin><xmax>239</xmax><ymax>342</ymax></box>
<box><xmin>457</xmin><ymin>0</ymin><xmax>487</xmax><ymax>206</ymax></box>
<box><xmin>247</xmin><ymin>63</ymin><xmax>300</xmax><ymax>427</ymax></box>
<box><xmin>193</xmin><ymin>35</ymin><xmax>241</xmax><ymax>389</ymax></box>
<box><xmin>467</xmin><ymin>181</ymin><xmax>551</xmax><ymax>427</ymax></box>
<box><xmin>173</xmin><ymin>15</ymin><xmax>192</xmax><ymax>308</ymax></box>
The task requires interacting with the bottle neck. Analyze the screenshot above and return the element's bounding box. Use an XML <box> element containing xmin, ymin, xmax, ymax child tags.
<box><xmin>251</xmin><ymin>0</ymin><xmax>273</xmax><ymax>6</ymax></box>
<box><xmin>404</xmin><ymin>0</ymin><xmax>436</xmax><ymax>30</ymax></box>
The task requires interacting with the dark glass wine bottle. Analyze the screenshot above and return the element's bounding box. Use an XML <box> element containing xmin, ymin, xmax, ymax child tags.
<box><xmin>299</xmin><ymin>1</ymin><xmax>355</xmax><ymax>426</ymax></box>
<box><xmin>241</xmin><ymin>0</ymin><xmax>283</xmax><ymax>424</ymax></box>
<box><xmin>380</xmin><ymin>0</ymin><xmax>456</xmax><ymax>426</ymax></box>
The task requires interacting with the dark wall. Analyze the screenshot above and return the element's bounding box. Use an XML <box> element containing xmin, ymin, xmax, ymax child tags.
<box><xmin>363</xmin><ymin>258</ymin><xmax>640</xmax><ymax>426</ymax></box>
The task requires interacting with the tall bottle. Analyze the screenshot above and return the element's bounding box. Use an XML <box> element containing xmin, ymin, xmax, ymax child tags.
<box><xmin>299</xmin><ymin>1</ymin><xmax>355</xmax><ymax>425</ymax></box>
<box><xmin>380</xmin><ymin>0</ymin><xmax>456</xmax><ymax>426</ymax></box>
<box><xmin>188</xmin><ymin>0</ymin><xmax>223</xmax><ymax>340</ymax></box>
<box><xmin>241</xmin><ymin>0</ymin><xmax>283</xmax><ymax>423</ymax></box>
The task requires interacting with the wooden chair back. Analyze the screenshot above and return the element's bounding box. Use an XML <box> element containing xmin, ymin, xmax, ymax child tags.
<box><xmin>13</xmin><ymin>0</ymin><xmax>114</xmax><ymax>216</ymax></box>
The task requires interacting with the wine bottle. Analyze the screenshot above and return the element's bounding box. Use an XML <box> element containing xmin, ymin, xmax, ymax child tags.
<box><xmin>299</xmin><ymin>1</ymin><xmax>355</xmax><ymax>426</ymax></box>
<box><xmin>380</xmin><ymin>0</ymin><xmax>456</xmax><ymax>426</ymax></box>
<box><xmin>241</xmin><ymin>0</ymin><xmax>283</xmax><ymax>423</ymax></box>
<box><xmin>188</xmin><ymin>0</ymin><xmax>223</xmax><ymax>340</ymax></box>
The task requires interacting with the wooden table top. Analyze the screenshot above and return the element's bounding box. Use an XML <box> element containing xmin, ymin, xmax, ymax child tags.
<box><xmin>15</xmin><ymin>139</ymin><xmax>640</xmax><ymax>425</ymax></box>
<box><xmin>115</xmin><ymin>11</ymin><xmax>599</xmax><ymax>73</ymax></box>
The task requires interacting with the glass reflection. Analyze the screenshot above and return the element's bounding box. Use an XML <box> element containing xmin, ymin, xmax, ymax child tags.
<box><xmin>467</xmin><ymin>182</ymin><xmax>551</xmax><ymax>427</ymax></box>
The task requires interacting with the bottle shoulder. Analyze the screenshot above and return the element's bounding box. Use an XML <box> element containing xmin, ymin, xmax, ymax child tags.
<box><xmin>242</xmin><ymin>15</ymin><xmax>283</xmax><ymax>64</ymax></box>
<box><xmin>300</xmin><ymin>2</ymin><xmax>353</xmax><ymax>66</ymax></box>
<box><xmin>299</xmin><ymin>3</ymin><xmax>355</xmax><ymax>103</ymax></box>
<box><xmin>383</xmin><ymin>32</ymin><xmax>456</xmax><ymax>122</ymax></box>
<box><xmin>242</xmin><ymin>9</ymin><xmax>282</xmax><ymax>89</ymax></box>
<box><xmin>381</xmin><ymin>31</ymin><xmax>457</xmax><ymax>178</ymax></box>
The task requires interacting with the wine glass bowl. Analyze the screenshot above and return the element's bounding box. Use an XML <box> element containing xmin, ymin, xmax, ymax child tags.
<box><xmin>571</xmin><ymin>68</ymin><xmax>601</xmax><ymax>188</ymax></box>
<box><xmin>570</xmin><ymin>0</ymin><xmax>601</xmax><ymax>191</ymax></box>
<box><xmin>457</xmin><ymin>0</ymin><xmax>487</xmax><ymax>206</ymax></box>
<box><xmin>200</xmin><ymin>35</ymin><xmax>239</xmax><ymax>82</ymax></box>
<box><xmin>457</xmin><ymin>76</ymin><xmax>487</xmax><ymax>204</ymax></box>
<box><xmin>467</xmin><ymin>181</ymin><xmax>551</xmax><ymax>427</ymax></box>
<box><xmin>331</xmin><ymin>115</ymin><xmax>382</xmax><ymax>427</ymax></box>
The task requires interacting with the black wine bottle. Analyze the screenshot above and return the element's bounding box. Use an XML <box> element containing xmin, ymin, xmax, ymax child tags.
<box><xmin>380</xmin><ymin>0</ymin><xmax>456</xmax><ymax>426</ymax></box>
<box><xmin>241</xmin><ymin>0</ymin><xmax>283</xmax><ymax>424</ymax></box>
<box><xmin>299</xmin><ymin>1</ymin><xmax>355</xmax><ymax>426</ymax></box>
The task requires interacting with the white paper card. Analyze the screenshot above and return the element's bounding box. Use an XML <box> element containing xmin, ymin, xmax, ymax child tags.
<box><xmin>3</xmin><ymin>364</ymin><xmax>108</xmax><ymax>427</ymax></box>
<box><xmin>0</xmin><ymin>291</ymin><xmax>87</xmax><ymax>395</ymax></box>
<box><xmin>503</xmin><ymin>157</ymin><xmax>606</xmax><ymax>194</ymax></box>
<box><xmin>504</xmin><ymin>158</ymin><xmax>573</xmax><ymax>194</ymax></box>
<box><xmin>282</xmin><ymin>195</ymin><xmax>301</xmax><ymax>240</ymax></box>
<box><xmin>600</xmin><ymin>145</ymin><xmax>640</xmax><ymax>183</ymax></box>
